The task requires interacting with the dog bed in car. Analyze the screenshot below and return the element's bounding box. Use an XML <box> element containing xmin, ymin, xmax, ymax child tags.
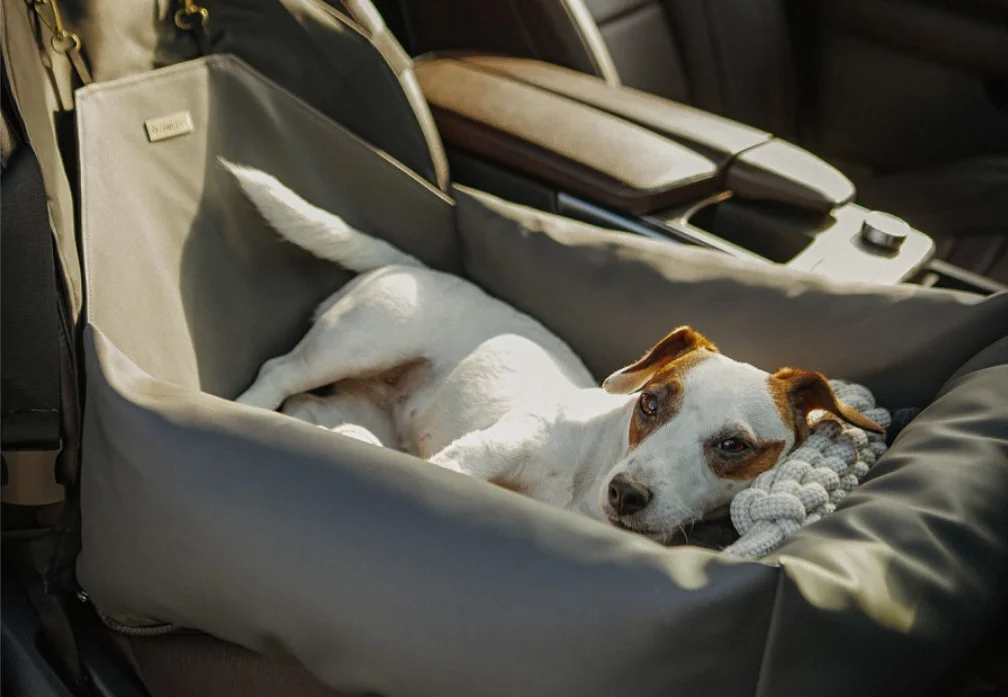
<box><xmin>66</xmin><ymin>49</ymin><xmax>1008</xmax><ymax>697</ymax></box>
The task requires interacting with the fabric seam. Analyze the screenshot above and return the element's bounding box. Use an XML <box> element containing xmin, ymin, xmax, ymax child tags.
<box><xmin>751</xmin><ymin>562</ymin><xmax>786</xmax><ymax>697</ymax></box>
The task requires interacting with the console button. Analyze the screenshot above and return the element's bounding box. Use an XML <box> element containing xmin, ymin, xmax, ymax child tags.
<box><xmin>860</xmin><ymin>211</ymin><xmax>909</xmax><ymax>251</ymax></box>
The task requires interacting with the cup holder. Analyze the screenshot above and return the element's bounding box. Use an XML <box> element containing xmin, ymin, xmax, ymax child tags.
<box><xmin>685</xmin><ymin>196</ymin><xmax>817</xmax><ymax>264</ymax></box>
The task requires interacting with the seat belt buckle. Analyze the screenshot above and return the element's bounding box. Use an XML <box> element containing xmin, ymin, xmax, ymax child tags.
<box><xmin>1</xmin><ymin>447</ymin><xmax>65</xmax><ymax>506</ymax></box>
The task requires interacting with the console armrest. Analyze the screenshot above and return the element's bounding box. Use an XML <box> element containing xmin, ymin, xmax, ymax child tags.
<box><xmin>413</xmin><ymin>58</ymin><xmax>720</xmax><ymax>214</ymax></box>
<box><xmin>458</xmin><ymin>56</ymin><xmax>856</xmax><ymax>214</ymax></box>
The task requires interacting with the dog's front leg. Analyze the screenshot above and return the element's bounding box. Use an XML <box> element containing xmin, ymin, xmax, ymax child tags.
<box><xmin>428</xmin><ymin>414</ymin><xmax>546</xmax><ymax>489</ymax></box>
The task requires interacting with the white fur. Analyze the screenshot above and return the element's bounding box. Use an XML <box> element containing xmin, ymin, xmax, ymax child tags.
<box><xmin>280</xmin><ymin>391</ymin><xmax>398</xmax><ymax>448</ymax></box>
<box><xmin>226</xmin><ymin>163</ymin><xmax>801</xmax><ymax>542</ymax></box>
<box><xmin>602</xmin><ymin>355</ymin><xmax>796</xmax><ymax>539</ymax></box>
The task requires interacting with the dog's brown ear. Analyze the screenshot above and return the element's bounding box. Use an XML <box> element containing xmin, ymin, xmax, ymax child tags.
<box><xmin>772</xmin><ymin>368</ymin><xmax>885</xmax><ymax>434</ymax></box>
<box><xmin>603</xmin><ymin>326</ymin><xmax>717</xmax><ymax>394</ymax></box>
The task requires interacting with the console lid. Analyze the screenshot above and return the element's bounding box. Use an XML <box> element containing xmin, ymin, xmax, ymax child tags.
<box><xmin>458</xmin><ymin>56</ymin><xmax>856</xmax><ymax>213</ymax></box>
<box><xmin>414</xmin><ymin>58</ymin><xmax>720</xmax><ymax>214</ymax></box>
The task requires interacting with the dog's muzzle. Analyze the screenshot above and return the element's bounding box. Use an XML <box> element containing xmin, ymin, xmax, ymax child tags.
<box><xmin>607</xmin><ymin>473</ymin><xmax>652</xmax><ymax>517</ymax></box>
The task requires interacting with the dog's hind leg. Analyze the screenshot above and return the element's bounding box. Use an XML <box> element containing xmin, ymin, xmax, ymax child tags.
<box><xmin>281</xmin><ymin>391</ymin><xmax>397</xmax><ymax>448</ymax></box>
<box><xmin>236</xmin><ymin>279</ymin><xmax>431</xmax><ymax>411</ymax></box>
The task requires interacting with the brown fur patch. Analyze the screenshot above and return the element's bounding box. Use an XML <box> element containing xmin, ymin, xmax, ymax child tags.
<box><xmin>769</xmin><ymin>375</ymin><xmax>809</xmax><ymax>446</ymax></box>
<box><xmin>489</xmin><ymin>474</ymin><xmax>527</xmax><ymax>496</ymax></box>
<box><xmin>605</xmin><ymin>327</ymin><xmax>718</xmax><ymax>395</ymax></box>
<box><xmin>707</xmin><ymin>439</ymin><xmax>786</xmax><ymax>481</ymax></box>
<box><xmin>627</xmin><ymin>350</ymin><xmax>714</xmax><ymax>449</ymax></box>
<box><xmin>770</xmin><ymin>368</ymin><xmax>885</xmax><ymax>437</ymax></box>
<box><xmin>329</xmin><ymin>359</ymin><xmax>430</xmax><ymax>407</ymax></box>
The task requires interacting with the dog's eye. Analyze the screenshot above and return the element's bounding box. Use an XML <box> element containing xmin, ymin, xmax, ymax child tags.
<box><xmin>716</xmin><ymin>437</ymin><xmax>750</xmax><ymax>454</ymax></box>
<box><xmin>638</xmin><ymin>391</ymin><xmax>659</xmax><ymax>416</ymax></box>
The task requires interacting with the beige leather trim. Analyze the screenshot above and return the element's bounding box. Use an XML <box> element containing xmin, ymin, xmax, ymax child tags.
<box><xmin>556</xmin><ymin>0</ymin><xmax>622</xmax><ymax>86</ymax></box>
<box><xmin>337</xmin><ymin>0</ymin><xmax>451</xmax><ymax>192</ymax></box>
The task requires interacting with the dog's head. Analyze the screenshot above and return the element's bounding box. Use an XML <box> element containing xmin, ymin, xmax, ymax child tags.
<box><xmin>597</xmin><ymin>326</ymin><xmax>883</xmax><ymax>543</ymax></box>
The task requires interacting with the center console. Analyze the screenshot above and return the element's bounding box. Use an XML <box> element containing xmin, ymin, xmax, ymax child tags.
<box><xmin>414</xmin><ymin>55</ymin><xmax>1003</xmax><ymax>294</ymax></box>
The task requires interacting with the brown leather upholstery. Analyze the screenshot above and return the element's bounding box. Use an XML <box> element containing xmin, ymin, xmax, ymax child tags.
<box><xmin>585</xmin><ymin>0</ymin><xmax>798</xmax><ymax>136</ymax></box>
<box><xmin>456</xmin><ymin>56</ymin><xmax>856</xmax><ymax>213</ymax></box>
<box><xmin>371</xmin><ymin>0</ymin><xmax>621</xmax><ymax>86</ymax></box>
<box><xmin>379</xmin><ymin>0</ymin><xmax>1008</xmax><ymax>281</ymax></box>
<box><xmin>380</xmin><ymin>0</ymin><xmax>796</xmax><ymax>136</ymax></box>
<box><xmin>414</xmin><ymin>58</ymin><xmax>719</xmax><ymax>213</ymax></box>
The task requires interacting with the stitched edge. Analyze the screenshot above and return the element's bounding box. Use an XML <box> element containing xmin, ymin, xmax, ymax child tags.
<box><xmin>75</xmin><ymin>55</ymin><xmax>449</xmax><ymax>198</ymax></box>
<box><xmin>751</xmin><ymin>563</ymin><xmax>786</xmax><ymax>697</ymax></box>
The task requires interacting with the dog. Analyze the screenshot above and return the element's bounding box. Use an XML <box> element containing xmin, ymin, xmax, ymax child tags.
<box><xmin>227</xmin><ymin>163</ymin><xmax>883</xmax><ymax>543</ymax></box>
<box><xmin>280</xmin><ymin>389</ymin><xmax>398</xmax><ymax>449</ymax></box>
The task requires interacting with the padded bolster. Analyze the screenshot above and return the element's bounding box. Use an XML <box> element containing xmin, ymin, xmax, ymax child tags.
<box><xmin>459</xmin><ymin>56</ymin><xmax>856</xmax><ymax>213</ymax></box>
<box><xmin>460</xmin><ymin>55</ymin><xmax>770</xmax><ymax>160</ymax></box>
<box><xmin>81</xmin><ymin>326</ymin><xmax>780</xmax><ymax>697</ymax></box>
<box><xmin>414</xmin><ymin>58</ymin><xmax>720</xmax><ymax>214</ymax></box>
<box><xmin>724</xmin><ymin>140</ymin><xmax>857</xmax><ymax>213</ymax></box>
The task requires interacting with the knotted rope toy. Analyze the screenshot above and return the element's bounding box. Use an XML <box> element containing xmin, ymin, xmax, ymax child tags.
<box><xmin>722</xmin><ymin>380</ymin><xmax>892</xmax><ymax>560</ymax></box>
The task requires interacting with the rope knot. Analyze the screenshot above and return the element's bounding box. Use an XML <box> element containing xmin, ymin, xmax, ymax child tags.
<box><xmin>724</xmin><ymin>379</ymin><xmax>892</xmax><ymax>560</ymax></box>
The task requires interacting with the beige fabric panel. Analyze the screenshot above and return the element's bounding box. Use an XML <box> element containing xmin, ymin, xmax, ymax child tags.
<box><xmin>77</xmin><ymin>54</ymin><xmax>456</xmax><ymax>397</ymax></box>
<box><xmin>457</xmin><ymin>185</ymin><xmax>1008</xmax><ymax>408</ymax></box>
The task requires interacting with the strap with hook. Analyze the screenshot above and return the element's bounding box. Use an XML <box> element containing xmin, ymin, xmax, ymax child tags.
<box><xmin>30</xmin><ymin>0</ymin><xmax>92</xmax><ymax>89</ymax></box>
<box><xmin>174</xmin><ymin>0</ymin><xmax>212</xmax><ymax>56</ymax></box>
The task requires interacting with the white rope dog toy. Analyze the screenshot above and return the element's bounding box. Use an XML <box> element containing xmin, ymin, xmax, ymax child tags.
<box><xmin>722</xmin><ymin>380</ymin><xmax>892</xmax><ymax>560</ymax></box>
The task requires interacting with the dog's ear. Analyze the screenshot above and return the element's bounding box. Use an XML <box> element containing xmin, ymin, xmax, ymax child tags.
<box><xmin>772</xmin><ymin>368</ymin><xmax>885</xmax><ymax>434</ymax></box>
<box><xmin>602</xmin><ymin>326</ymin><xmax>716</xmax><ymax>394</ymax></box>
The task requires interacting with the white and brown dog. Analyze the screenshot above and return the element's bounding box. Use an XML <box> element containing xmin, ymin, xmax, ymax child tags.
<box><xmin>228</xmin><ymin>164</ymin><xmax>882</xmax><ymax>543</ymax></box>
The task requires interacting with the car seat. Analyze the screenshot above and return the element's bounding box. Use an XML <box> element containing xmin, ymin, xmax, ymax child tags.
<box><xmin>369</xmin><ymin>0</ymin><xmax>1008</xmax><ymax>282</ymax></box>
<box><xmin>3</xmin><ymin>2</ymin><xmax>1008</xmax><ymax>697</ymax></box>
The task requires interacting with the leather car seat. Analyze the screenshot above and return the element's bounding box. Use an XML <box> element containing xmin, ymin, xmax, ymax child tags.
<box><xmin>372</xmin><ymin>0</ymin><xmax>1008</xmax><ymax>281</ymax></box>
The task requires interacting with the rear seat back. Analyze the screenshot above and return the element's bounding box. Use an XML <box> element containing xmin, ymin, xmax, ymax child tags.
<box><xmin>376</xmin><ymin>0</ymin><xmax>797</xmax><ymax>135</ymax></box>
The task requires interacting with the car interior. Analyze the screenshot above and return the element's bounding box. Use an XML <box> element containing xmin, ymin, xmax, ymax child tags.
<box><xmin>2</xmin><ymin>1</ymin><xmax>1007</xmax><ymax>697</ymax></box>
<box><xmin>374</xmin><ymin>0</ymin><xmax>1008</xmax><ymax>283</ymax></box>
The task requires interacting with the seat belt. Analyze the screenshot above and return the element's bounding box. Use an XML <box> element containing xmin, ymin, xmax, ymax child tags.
<box><xmin>0</xmin><ymin>61</ymin><xmax>85</xmax><ymax>691</ymax></box>
<box><xmin>0</xmin><ymin>106</ymin><xmax>66</xmax><ymax>507</ymax></box>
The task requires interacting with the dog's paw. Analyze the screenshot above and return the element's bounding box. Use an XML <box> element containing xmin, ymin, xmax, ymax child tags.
<box><xmin>234</xmin><ymin>388</ymin><xmax>284</xmax><ymax>412</ymax></box>
<box><xmin>331</xmin><ymin>423</ymin><xmax>384</xmax><ymax>448</ymax></box>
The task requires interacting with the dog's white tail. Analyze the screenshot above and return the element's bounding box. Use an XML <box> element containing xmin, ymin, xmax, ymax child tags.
<box><xmin>222</xmin><ymin>160</ymin><xmax>423</xmax><ymax>273</ymax></box>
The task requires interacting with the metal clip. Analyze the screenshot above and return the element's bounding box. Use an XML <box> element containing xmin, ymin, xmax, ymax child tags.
<box><xmin>174</xmin><ymin>0</ymin><xmax>210</xmax><ymax>31</ymax></box>
<box><xmin>174</xmin><ymin>0</ymin><xmax>211</xmax><ymax>55</ymax></box>
<box><xmin>30</xmin><ymin>0</ymin><xmax>93</xmax><ymax>85</ymax></box>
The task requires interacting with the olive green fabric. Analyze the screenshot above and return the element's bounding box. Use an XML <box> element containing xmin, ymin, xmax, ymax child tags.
<box><xmin>76</xmin><ymin>54</ymin><xmax>1008</xmax><ymax>697</ymax></box>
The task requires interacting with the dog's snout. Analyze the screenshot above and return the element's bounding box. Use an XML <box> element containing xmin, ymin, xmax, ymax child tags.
<box><xmin>607</xmin><ymin>474</ymin><xmax>652</xmax><ymax>516</ymax></box>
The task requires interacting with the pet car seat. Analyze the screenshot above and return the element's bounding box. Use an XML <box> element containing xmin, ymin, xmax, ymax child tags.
<box><xmin>3</xmin><ymin>2</ymin><xmax>1008</xmax><ymax>697</ymax></box>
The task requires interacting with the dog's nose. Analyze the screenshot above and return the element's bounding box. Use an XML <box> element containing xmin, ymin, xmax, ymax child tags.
<box><xmin>607</xmin><ymin>474</ymin><xmax>652</xmax><ymax>516</ymax></box>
